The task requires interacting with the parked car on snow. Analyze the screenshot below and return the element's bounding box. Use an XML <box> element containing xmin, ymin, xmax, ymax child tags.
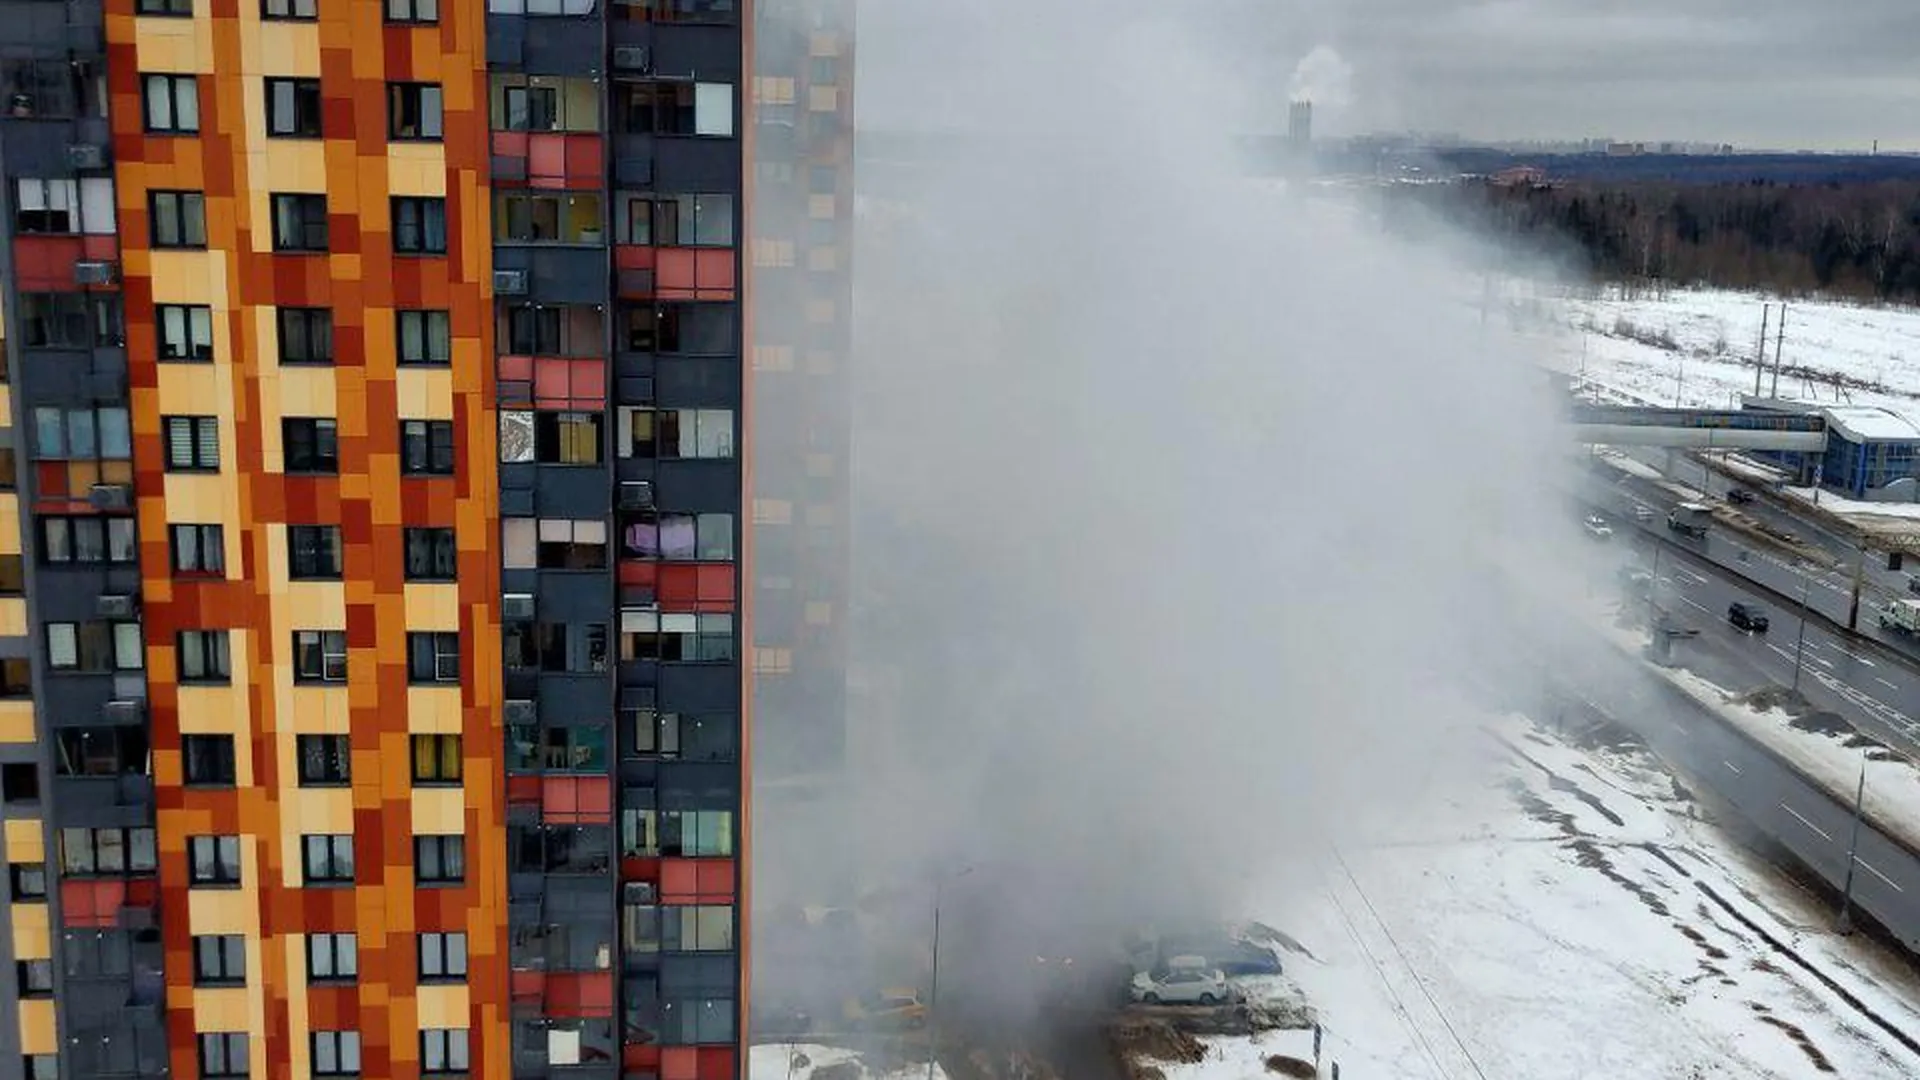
<box><xmin>843</xmin><ymin>989</ymin><xmax>927</xmax><ymax>1030</ymax></box>
<box><xmin>1726</xmin><ymin>487</ymin><xmax>1756</xmax><ymax>505</ymax></box>
<box><xmin>1728</xmin><ymin>602</ymin><xmax>1769</xmax><ymax>633</ymax></box>
<box><xmin>1583</xmin><ymin>515</ymin><xmax>1614</xmax><ymax>539</ymax></box>
<box><xmin>1130</xmin><ymin>957</ymin><xmax>1233</xmax><ymax>1006</ymax></box>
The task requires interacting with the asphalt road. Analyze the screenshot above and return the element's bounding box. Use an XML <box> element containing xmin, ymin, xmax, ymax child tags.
<box><xmin>1499</xmin><ymin>590</ymin><xmax>1920</xmax><ymax>953</ymax></box>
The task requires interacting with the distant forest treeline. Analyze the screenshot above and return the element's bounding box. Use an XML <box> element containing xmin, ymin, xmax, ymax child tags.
<box><xmin>1413</xmin><ymin>179</ymin><xmax>1920</xmax><ymax>305</ymax></box>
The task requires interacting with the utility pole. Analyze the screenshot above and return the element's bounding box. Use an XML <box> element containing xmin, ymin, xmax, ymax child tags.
<box><xmin>1770</xmin><ymin>305</ymin><xmax>1788</xmax><ymax>398</ymax></box>
<box><xmin>1754</xmin><ymin>303</ymin><xmax>1770</xmax><ymax>398</ymax></box>
<box><xmin>925</xmin><ymin>866</ymin><xmax>973</xmax><ymax>1080</ymax></box>
<box><xmin>1838</xmin><ymin>754</ymin><xmax>1869</xmax><ymax>935</ymax></box>
<box><xmin>1791</xmin><ymin>567</ymin><xmax>1812</xmax><ymax>694</ymax></box>
<box><xmin>1848</xmin><ymin>545</ymin><xmax>1868</xmax><ymax>631</ymax></box>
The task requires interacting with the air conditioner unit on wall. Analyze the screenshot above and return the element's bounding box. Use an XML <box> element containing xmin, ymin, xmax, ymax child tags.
<box><xmin>502</xmin><ymin>593</ymin><xmax>536</xmax><ymax>621</ymax></box>
<box><xmin>505</xmin><ymin>699</ymin><xmax>536</xmax><ymax>725</ymax></box>
<box><xmin>102</xmin><ymin>699</ymin><xmax>145</xmax><ymax>723</ymax></box>
<box><xmin>74</xmin><ymin>261</ymin><xmax>117</xmax><ymax>286</ymax></box>
<box><xmin>95</xmin><ymin>594</ymin><xmax>138</xmax><ymax>618</ymax></box>
<box><xmin>494</xmin><ymin>269</ymin><xmax>528</xmax><ymax>295</ymax></box>
<box><xmin>89</xmin><ymin>483</ymin><xmax>134</xmax><ymax>511</ymax></box>
<box><xmin>66</xmin><ymin>143</ymin><xmax>108</xmax><ymax>169</ymax></box>
<box><xmin>618</xmin><ymin>481</ymin><xmax>654</xmax><ymax>510</ymax></box>
<box><xmin>612</xmin><ymin>46</ymin><xmax>651</xmax><ymax>72</ymax></box>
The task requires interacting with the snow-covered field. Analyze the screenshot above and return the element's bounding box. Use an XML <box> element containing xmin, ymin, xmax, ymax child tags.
<box><xmin>1511</xmin><ymin>283</ymin><xmax>1920</xmax><ymax>419</ymax></box>
<box><xmin>1192</xmin><ymin>713</ymin><xmax>1920</xmax><ymax>1080</ymax></box>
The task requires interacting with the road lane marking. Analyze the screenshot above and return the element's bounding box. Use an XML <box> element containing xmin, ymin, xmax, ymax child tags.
<box><xmin>1723</xmin><ymin>761</ymin><xmax>1743</xmax><ymax>775</ymax></box>
<box><xmin>1780</xmin><ymin>803</ymin><xmax>1834</xmax><ymax>841</ymax></box>
<box><xmin>1675</xmin><ymin>568</ymin><xmax>1708</xmax><ymax>585</ymax></box>
<box><xmin>1679</xmin><ymin>596</ymin><xmax>1709</xmax><ymax>613</ymax></box>
<box><xmin>1856</xmin><ymin>858</ymin><xmax>1906</xmax><ymax>893</ymax></box>
<box><xmin>1877</xmin><ymin>677</ymin><xmax>1901</xmax><ymax>692</ymax></box>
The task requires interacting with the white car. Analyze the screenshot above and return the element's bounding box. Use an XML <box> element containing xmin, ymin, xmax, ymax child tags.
<box><xmin>1584</xmin><ymin>515</ymin><xmax>1614</xmax><ymax>539</ymax></box>
<box><xmin>1129</xmin><ymin>956</ymin><xmax>1233</xmax><ymax>1006</ymax></box>
<box><xmin>1632</xmin><ymin>505</ymin><xmax>1655</xmax><ymax>522</ymax></box>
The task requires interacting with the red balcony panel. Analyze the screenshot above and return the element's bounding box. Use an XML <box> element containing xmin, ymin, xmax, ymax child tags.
<box><xmin>13</xmin><ymin>236</ymin><xmax>86</xmax><ymax>291</ymax></box>
<box><xmin>697</xmin><ymin>1048</ymin><xmax>735</xmax><ymax>1080</ymax></box>
<box><xmin>661</xmin><ymin>1048</ymin><xmax>699</xmax><ymax>1080</ymax></box>
<box><xmin>511</xmin><ymin>969</ymin><xmax>546</xmax><ymax>1004</ymax></box>
<box><xmin>654</xmin><ymin>248</ymin><xmax>735</xmax><ymax>301</ymax></box>
<box><xmin>615</xmin><ymin>245</ymin><xmax>656</xmax><ymax>273</ymax></box>
<box><xmin>618</xmin><ymin>561</ymin><xmax>660</xmax><ymax>591</ymax></box>
<box><xmin>624</xmin><ymin>1045</ymin><xmax>662</xmax><ymax>1071</ymax></box>
<box><xmin>124</xmin><ymin>877</ymin><xmax>160</xmax><ymax>907</ymax></box>
<box><xmin>565</xmin><ymin>135</ymin><xmax>603</xmax><ymax>185</ymax></box>
<box><xmin>659</xmin><ymin>858</ymin><xmax>733</xmax><ymax>905</ymax></box>
<box><xmin>695</xmin><ymin>565</ymin><xmax>734</xmax><ymax>607</ymax></box>
<box><xmin>508</xmin><ymin>774</ymin><xmax>544</xmax><ymax>806</ymax></box>
<box><xmin>620</xmin><ymin>857</ymin><xmax>661</xmax><ymax>883</ymax></box>
<box><xmin>81</xmin><ymin>234</ymin><xmax>119</xmax><ymax>261</ymax></box>
<box><xmin>493</xmin><ymin>131</ymin><xmax>530</xmax><ymax>158</ymax></box>
<box><xmin>59</xmin><ymin>879</ymin><xmax>125</xmax><ymax>928</ymax></box>
<box><xmin>533</xmin><ymin>357</ymin><xmax>605</xmax><ymax>410</ymax></box>
<box><xmin>543</xmin><ymin>776</ymin><xmax>580</xmax><ymax>821</ymax></box>
<box><xmin>653</xmin><ymin>565</ymin><xmax>735</xmax><ymax>613</ymax></box>
<box><xmin>541</xmin><ymin>972</ymin><xmax>615</xmax><ymax>1018</ymax></box>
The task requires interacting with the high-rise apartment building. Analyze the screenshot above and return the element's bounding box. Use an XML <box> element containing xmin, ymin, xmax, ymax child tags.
<box><xmin>0</xmin><ymin>0</ymin><xmax>855</xmax><ymax>1073</ymax></box>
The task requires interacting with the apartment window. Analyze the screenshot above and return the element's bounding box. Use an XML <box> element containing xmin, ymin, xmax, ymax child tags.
<box><xmin>620</xmin><ymin>511</ymin><xmax>732</xmax><ymax>561</ymax></box>
<box><xmin>138</xmin><ymin>0</ymin><xmax>194</xmax><ymax>13</ymax></box>
<box><xmin>498</xmin><ymin>303</ymin><xmax>603</xmax><ymax>356</ymax></box>
<box><xmin>54</xmin><ymin>726</ymin><xmax>147</xmax><ymax>777</ymax></box>
<box><xmin>296</xmin><ymin>734</ymin><xmax>351</xmax><ymax>785</ymax></box>
<box><xmin>507</xmin><ymin>721</ymin><xmax>609</xmax><ymax>771</ymax></box>
<box><xmin>626</xmin><ymin>708</ymin><xmax>735</xmax><ymax>761</ymax></box>
<box><xmin>503</xmin><ymin>621</ymin><xmax>609</xmax><ymax>675</ymax></box>
<box><xmin>388</xmin><ymin>82</ymin><xmax>443</xmax><ymax>140</ymax></box>
<box><xmin>142</xmin><ymin>73</ymin><xmax>199</xmax><ymax>133</ymax></box>
<box><xmin>163</xmin><ymin>415</ymin><xmax>220</xmax><ymax>470</ymax></box>
<box><xmin>0</xmin><ymin>658</ymin><xmax>28</xmax><ymax>698</ymax></box>
<box><xmin>407</xmin><ymin>632</ymin><xmax>460</xmax><ymax>683</ymax></box>
<box><xmin>619</xmin><ymin>407</ymin><xmax>733</xmax><ymax>459</ymax></box>
<box><xmin>33</xmin><ymin>406</ymin><xmax>132</xmax><ymax>460</ymax></box>
<box><xmin>156</xmin><ymin>304</ymin><xmax>214</xmax><ymax>361</ymax></box>
<box><xmin>13</xmin><ymin>177</ymin><xmax>111</xmax><ymax>235</ymax></box>
<box><xmin>397</xmin><ymin>309</ymin><xmax>451</xmax><ymax>365</ymax></box>
<box><xmin>58</xmin><ymin>826</ymin><xmax>158</xmax><ymax>876</ymax></box>
<box><xmin>1</xmin><ymin>58</ymin><xmax>104</xmax><ymax>120</ymax></box>
<box><xmin>308</xmin><ymin>933</ymin><xmax>357</xmax><ymax>981</ymax></box>
<box><xmin>404</xmin><ymin>528</ymin><xmax>457</xmax><ymax>580</ymax></box>
<box><xmin>619</xmin><ymin>609</ymin><xmax>733</xmax><ymax>662</ymax></box>
<box><xmin>661</xmin><ymin>905</ymin><xmax>734</xmax><ymax>952</ymax></box>
<box><xmin>393</xmin><ymin>197</ymin><xmax>448</xmax><ymax>254</ymax></box>
<box><xmin>149</xmin><ymin>190</ymin><xmax>207</xmax><ymax>248</ymax></box>
<box><xmin>182</xmin><ymin>734</ymin><xmax>237</xmax><ymax>786</ymax></box>
<box><xmin>386</xmin><ymin>0</ymin><xmax>437</xmax><ymax>21</ymax></box>
<box><xmin>22</xmin><ymin>1055</ymin><xmax>56</xmax><ymax>1080</ymax></box>
<box><xmin>293</xmin><ymin>631</ymin><xmax>349</xmax><ymax>684</ymax></box>
<box><xmin>263</xmin><ymin>0</ymin><xmax>317</xmax><ymax>18</ymax></box>
<box><xmin>418</xmin><ymin>932</ymin><xmax>468</xmax><ymax>982</ymax></box>
<box><xmin>272</xmin><ymin>193</ymin><xmax>329</xmax><ymax>252</ymax></box>
<box><xmin>8</xmin><ymin>863</ymin><xmax>47</xmax><ymax>900</ymax></box>
<box><xmin>498</xmin><ymin>410</ymin><xmax>602</xmax><ymax>465</ymax></box>
<box><xmin>14</xmin><ymin>959</ymin><xmax>49</xmax><ymax>999</ymax></box>
<box><xmin>198</xmin><ymin>1033</ymin><xmax>249</xmax><ymax>1079</ymax></box>
<box><xmin>193</xmin><ymin>934</ymin><xmax>246</xmax><ymax>986</ymax></box>
<box><xmin>171</xmin><ymin>524</ymin><xmax>225</xmax><ymax>576</ymax></box>
<box><xmin>46</xmin><ymin>621</ymin><xmax>143</xmax><ymax>672</ymax></box>
<box><xmin>287</xmin><ymin>525</ymin><xmax>344</xmax><ymax>580</ymax></box>
<box><xmin>421</xmin><ymin>1030</ymin><xmax>469</xmax><ymax>1076</ymax></box>
<box><xmin>616</xmin><ymin>80</ymin><xmax>733</xmax><ymax>137</ymax></box>
<box><xmin>302</xmin><ymin>834</ymin><xmax>354</xmax><ymax>885</ymax></box>
<box><xmin>415</xmin><ymin>835</ymin><xmax>465</xmax><ymax>884</ymax></box>
<box><xmin>502</xmin><ymin>518</ymin><xmax>607</xmax><ymax>570</ymax></box>
<box><xmin>283</xmin><ymin>419</ymin><xmax>339</xmax><ymax>474</ymax></box>
<box><xmin>494</xmin><ymin>192</ymin><xmax>603</xmax><ymax>245</ymax></box>
<box><xmin>265</xmin><ymin>77</ymin><xmax>322</xmax><ymax>137</ymax></box>
<box><xmin>188</xmin><ymin>836</ymin><xmax>241</xmax><ymax>886</ymax></box>
<box><xmin>620</xmin><ymin>806</ymin><xmax>732</xmax><ymax>858</ymax></box>
<box><xmin>19</xmin><ymin>293</ymin><xmax>124</xmax><ymax>348</ymax></box>
<box><xmin>42</xmin><ymin>515</ymin><xmax>137</xmax><ymax>565</ymax></box>
<box><xmin>2</xmin><ymin>763</ymin><xmax>39</xmax><ymax>804</ymax></box>
<box><xmin>509</xmin><ymin>824</ymin><xmax>611</xmax><ymax>874</ymax></box>
<box><xmin>411</xmin><ymin>733</ymin><xmax>462</xmax><ymax>785</ymax></box>
<box><xmin>488</xmin><ymin>74</ymin><xmax>599</xmax><ymax>132</ymax></box>
<box><xmin>617</xmin><ymin>192</ymin><xmax>733</xmax><ymax>247</ymax></box>
<box><xmin>486</xmin><ymin>0</ymin><xmax>594</xmax><ymax>14</ymax></box>
<box><xmin>177</xmin><ymin>631</ymin><xmax>232</xmax><ymax>684</ymax></box>
<box><xmin>278</xmin><ymin>307</ymin><xmax>334</xmax><ymax>364</ymax></box>
<box><xmin>312</xmin><ymin>1032</ymin><xmax>361</xmax><ymax>1078</ymax></box>
<box><xmin>401</xmin><ymin>420</ymin><xmax>456</xmax><ymax>475</ymax></box>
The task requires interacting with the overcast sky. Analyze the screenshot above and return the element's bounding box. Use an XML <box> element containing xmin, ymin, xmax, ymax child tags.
<box><xmin>853</xmin><ymin>0</ymin><xmax>1920</xmax><ymax>150</ymax></box>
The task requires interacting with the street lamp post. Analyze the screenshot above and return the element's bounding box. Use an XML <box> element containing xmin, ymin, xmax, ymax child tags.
<box><xmin>1791</xmin><ymin>566</ymin><xmax>1813</xmax><ymax>695</ymax></box>
<box><xmin>926</xmin><ymin>866</ymin><xmax>973</xmax><ymax>1080</ymax></box>
<box><xmin>1838</xmin><ymin>754</ymin><xmax>1869</xmax><ymax>935</ymax></box>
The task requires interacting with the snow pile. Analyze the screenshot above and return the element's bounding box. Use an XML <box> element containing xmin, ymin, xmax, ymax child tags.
<box><xmin>747</xmin><ymin>1045</ymin><xmax>949</xmax><ymax>1080</ymax></box>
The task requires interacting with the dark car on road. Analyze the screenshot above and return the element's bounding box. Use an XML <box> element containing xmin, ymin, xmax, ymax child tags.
<box><xmin>1728</xmin><ymin>602</ymin><xmax>1769</xmax><ymax>633</ymax></box>
<box><xmin>1726</xmin><ymin>487</ymin><xmax>1756</xmax><ymax>505</ymax></box>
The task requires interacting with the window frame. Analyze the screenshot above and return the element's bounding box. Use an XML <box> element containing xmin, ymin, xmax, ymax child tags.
<box><xmin>154</xmin><ymin>302</ymin><xmax>215</xmax><ymax>361</ymax></box>
<box><xmin>44</xmin><ymin>620</ymin><xmax>144</xmax><ymax>672</ymax></box>
<box><xmin>414</xmin><ymin>834</ymin><xmax>466</xmax><ymax>885</ymax></box>
<box><xmin>192</xmin><ymin>933</ymin><xmax>247</xmax><ymax>986</ymax></box>
<box><xmin>410</xmin><ymin>732</ymin><xmax>463</xmax><ymax>786</ymax></box>
<box><xmin>141</xmin><ymin>72</ymin><xmax>200</xmax><ymax>134</ymax></box>
<box><xmin>41</xmin><ymin>515</ymin><xmax>138</xmax><ymax>566</ymax></box>
<box><xmin>301</xmin><ymin>833</ymin><xmax>355</xmax><ymax>886</ymax></box>
<box><xmin>137</xmin><ymin>0</ymin><xmax>195</xmax><ymax>14</ymax></box>
<box><xmin>176</xmin><ymin>630</ymin><xmax>233</xmax><ymax>685</ymax></box>
<box><xmin>292</xmin><ymin>630</ymin><xmax>349</xmax><ymax>685</ymax></box>
<box><xmin>296</xmin><ymin>733</ymin><xmax>352</xmax><ymax>786</ymax></box>
<box><xmin>170</xmin><ymin>523</ymin><xmax>226</xmax><ymax>577</ymax></box>
<box><xmin>277</xmin><ymin>306</ymin><xmax>335</xmax><ymax>365</ymax></box>
<box><xmin>396</xmin><ymin>309</ymin><xmax>452</xmax><ymax>366</ymax></box>
<box><xmin>282</xmin><ymin>418</ymin><xmax>340</xmax><ymax>474</ymax></box>
<box><xmin>58</xmin><ymin>825</ymin><xmax>159</xmax><ymax>877</ymax></box>
<box><xmin>400</xmin><ymin>419</ymin><xmax>457</xmax><ymax>475</ymax></box>
<box><xmin>311</xmin><ymin>1031</ymin><xmax>363</xmax><ymax>1078</ymax></box>
<box><xmin>287</xmin><ymin>524</ymin><xmax>344</xmax><ymax>580</ymax></box>
<box><xmin>187</xmin><ymin>835</ymin><xmax>242</xmax><ymax>887</ymax></box>
<box><xmin>385</xmin><ymin>0</ymin><xmax>439</xmax><ymax>22</ymax></box>
<box><xmin>149</xmin><ymin>189</ymin><xmax>208</xmax><ymax>249</ymax></box>
<box><xmin>406</xmin><ymin>631</ymin><xmax>461</xmax><ymax>684</ymax></box>
<box><xmin>420</xmin><ymin>1030</ymin><xmax>470</xmax><ymax>1076</ymax></box>
<box><xmin>182</xmin><ymin>733</ymin><xmax>237</xmax><ymax>786</ymax></box>
<box><xmin>387</xmin><ymin>81</ymin><xmax>445</xmax><ymax>141</ymax></box>
<box><xmin>417</xmin><ymin>931</ymin><xmax>469</xmax><ymax>983</ymax></box>
<box><xmin>307</xmin><ymin>932</ymin><xmax>358</xmax><ymax>983</ymax></box>
<box><xmin>403</xmin><ymin>527</ymin><xmax>458</xmax><ymax>581</ymax></box>
<box><xmin>270</xmin><ymin>192</ymin><xmax>330</xmax><ymax>253</ymax></box>
<box><xmin>262</xmin><ymin>0</ymin><xmax>318</xmax><ymax>19</ymax></box>
<box><xmin>197</xmin><ymin>1032</ymin><xmax>250</xmax><ymax>1079</ymax></box>
<box><xmin>162</xmin><ymin>414</ymin><xmax>221</xmax><ymax>471</ymax></box>
<box><xmin>264</xmin><ymin>76</ymin><xmax>323</xmax><ymax>138</ymax></box>
<box><xmin>392</xmin><ymin>196</ymin><xmax>449</xmax><ymax>255</ymax></box>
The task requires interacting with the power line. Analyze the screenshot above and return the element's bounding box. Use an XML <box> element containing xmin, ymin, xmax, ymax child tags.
<box><xmin>1320</xmin><ymin>860</ymin><xmax>1453</xmax><ymax>1080</ymax></box>
<box><xmin>1332</xmin><ymin>847</ymin><xmax>1494</xmax><ymax>1080</ymax></box>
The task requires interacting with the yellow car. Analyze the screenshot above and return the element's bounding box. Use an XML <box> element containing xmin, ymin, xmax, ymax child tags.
<box><xmin>842</xmin><ymin>988</ymin><xmax>928</xmax><ymax>1030</ymax></box>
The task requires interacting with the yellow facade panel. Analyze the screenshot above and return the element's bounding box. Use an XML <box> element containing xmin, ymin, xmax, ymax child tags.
<box><xmin>406</xmin><ymin>687</ymin><xmax>464</xmax><ymax>734</ymax></box>
<box><xmin>388</xmin><ymin>143</ymin><xmax>449</xmax><ymax>197</ymax></box>
<box><xmin>415</xmin><ymin>984</ymin><xmax>470</xmax><ymax>1029</ymax></box>
<box><xmin>256</xmin><ymin>22</ymin><xmax>322</xmax><ymax>78</ymax></box>
<box><xmin>402</xmin><ymin>583</ymin><xmax>461</xmax><ymax>632</ymax></box>
<box><xmin>187</xmin><ymin>883</ymin><xmax>258</xmax><ymax>935</ymax></box>
<box><xmin>287</xmin><ymin>687</ymin><xmax>353</xmax><ymax>733</ymax></box>
<box><xmin>0</xmin><ymin>494</ymin><xmax>19</xmax><ymax>550</ymax></box>
<box><xmin>411</xmin><ymin>788</ymin><xmax>466</xmax><ymax>835</ymax></box>
<box><xmin>0</xmin><ymin>599</ymin><xmax>26</xmax><ymax>641</ymax></box>
<box><xmin>190</xmin><ymin>987</ymin><xmax>254</xmax><ymax>1032</ymax></box>
<box><xmin>157</xmin><ymin>363</ymin><xmax>226</xmax><ymax>417</ymax></box>
<box><xmin>4</xmin><ymin>817</ymin><xmax>44</xmax><ymax>861</ymax></box>
<box><xmin>809</xmin><ymin>32</ymin><xmax>841</xmax><ymax>57</ymax></box>
<box><xmin>147</xmin><ymin>251</ymin><xmax>226</xmax><ymax>304</ymax></box>
<box><xmin>286</xmin><ymin>582</ymin><xmax>347</xmax><ymax>629</ymax></box>
<box><xmin>11</xmin><ymin>902</ymin><xmax>49</xmax><ymax>959</ymax></box>
<box><xmin>0</xmin><ymin>385</ymin><xmax>12</xmax><ymax>417</ymax></box>
<box><xmin>134</xmin><ymin>15</ymin><xmax>214</xmax><ymax>74</ymax></box>
<box><xmin>17</xmin><ymin>999</ymin><xmax>54</xmax><ymax>1055</ymax></box>
<box><xmin>396</xmin><ymin>369</ymin><xmax>455</xmax><ymax>422</ymax></box>
<box><xmin>162</xmin><ymin>474</ymin><xmax>237</xmax><ymax>523</ymax></box>
<box><xmin>808</xmin><ymin>86</ymin><xmax>839</xmax><ymax>113</ymax></box>
<box><xmin>261</xmin><ymin>141</ymin><xmax>329</xmax><ymax>201</ymax></box>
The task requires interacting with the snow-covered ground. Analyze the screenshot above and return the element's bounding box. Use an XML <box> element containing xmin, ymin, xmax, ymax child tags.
<box><xmin>1175</xmin><ymin>713</ymin><xmax>1920</xmax><ymax>1080</ymax></box>
<box><xmin>1509</xmin><ymin>283</ymin><xmax>1920</xmax><ymax>419</ymax></box>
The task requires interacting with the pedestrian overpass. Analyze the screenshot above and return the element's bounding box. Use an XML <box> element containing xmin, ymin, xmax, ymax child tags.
<box><xmin>1568</xmin><ymin>404</ymin><xmax>1829</xmax><ymax>451</ymax></box>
